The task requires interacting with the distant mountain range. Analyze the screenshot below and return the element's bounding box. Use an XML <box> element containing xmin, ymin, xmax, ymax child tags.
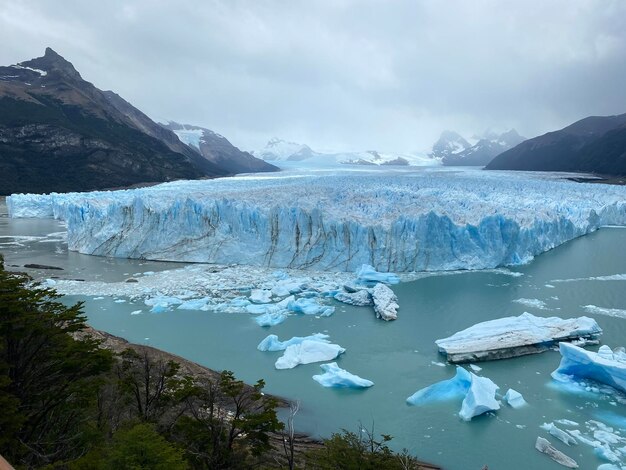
<box><xmin>432</xmin><ymin>129</ymin><xmax>526</xmax><ymax>166</ymax></box>
<box><xmin>486</xmin><ymin>114</ymin><xmax>626</xmax><ymax>176</ymax></box>
<box><xmin>253</xmin><ymin>138</ymin><xmax>436</xmax><ymax>167</ymax></box>
<box><xmin>0</xmin><ymin>48</ymin><xmax>275</xmax><ymax>195</ymax></box>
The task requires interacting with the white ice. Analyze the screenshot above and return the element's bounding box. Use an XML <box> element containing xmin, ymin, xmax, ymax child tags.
<box><xmin>541</xmin><ymin>422</ymin><xmax>578</xmax><ymax>446</ymax></box>
<box><xmin>257</xmin><ymin>333</ymin><xmax>330</xmax><ymax>351</ymax></box>
<box><xmin>312</xmin><ymin>362</ymin><xmax>374</xmax><ymax>388</ymax></box>
<box><xmin>436</xmin><ymin>312</ymin><xmax>602</xmax><ymax>363</ymax></box>
<box><xmin>9</xmin><ymin>170</ymin><xmax>626</xmax><ymax>272</ymax></box>
<box><xmin>503</xmin><ymin>388</ymin><xmax>527</xmax><ymax>408</ymax></box>
<box><xmin>275</xmin><ymin>340</ymin><xmax>346</xmax><ymax>369</ymax></box>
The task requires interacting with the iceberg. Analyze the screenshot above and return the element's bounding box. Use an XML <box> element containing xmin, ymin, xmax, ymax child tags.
<box><xmin>255</xmin><ymin>312</ymin><xmax>287</xmax><ymax>327</ymax></box>
<box><xmin>371</xmin><ymin>283</ymin><xmax>399</xmax><ymax>321</ymax></box>
<box><xmin>552</xmin><ymin>343</ymin><xmax>626</xmax><ymax>395</ymax></box>
<box><xmin>458</xmin><ymin>374</ymin><xmax>500</xmax><ymax>421</ymax></box>
<box><xmin>503</xmin><ymin>388</ymin><xmax>527</xmax><ymax>408</ymax></box>
<box><xmin>355</xmin><ymin>264</ymin><xmax>400</xmax><ymax>285</ymax></box>
<box><xmin>287</xmin><ymin>298</ymin><xmax>335</xmax><ymax>316</ymax></box>
<box><xmin>534</xmin><ymin>437</ymin><xmax>579</xmax><ymax>468</ymax></box>
<box><xmin>257</xmin><ymin>333</ymin><xmax>330</xmax><ymax>351</ymax></box>
<box><xmin>275</xmin><ymin>340</ymin><xmax>346</xmax><ymax>370</ymax></box>
<box><xmin>312</xmin><ymin>362</ymin><xmax>374</xmax><ymax>388</ymax></box>
<box><xmin>436</xmin><ymin>312</ymin><xmax>602</xmax><ymax>363</ymax></box>
<box><xmin>8</xmin><ymin>171</ymin><xmax>626</xmax><ymax>272</ymax></box>
<box><xmin>407</xmin><ymin>366</ymin><xmax>500</xmax><ymax>421</ymax></box>
<box><xmin>334</xmin><ymin>289</ymin><xmax>373</xmax><ymax>306</ymax></box>
<box><xmin>541</xmin><ymin>422</ymin><xmax>578</xmax><ymax>446</ymax></box>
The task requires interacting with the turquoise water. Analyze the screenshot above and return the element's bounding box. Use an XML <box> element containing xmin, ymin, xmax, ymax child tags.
<box><xmin>2</xmin><ymin>201</ymin><xmax>626</xmax><ymax>469</ymax></box>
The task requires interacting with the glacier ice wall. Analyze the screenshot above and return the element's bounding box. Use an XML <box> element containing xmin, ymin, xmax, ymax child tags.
<box><xmin>7</xmin><ymin>171</ymin><xmax>626</xmax><ymax>272</ymax></box>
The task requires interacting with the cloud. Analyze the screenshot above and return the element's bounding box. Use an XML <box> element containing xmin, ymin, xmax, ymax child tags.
<box><xmin>1</xmin><ymin>0</ymin><xmax>625</xmax><ymax>152</ymax></box>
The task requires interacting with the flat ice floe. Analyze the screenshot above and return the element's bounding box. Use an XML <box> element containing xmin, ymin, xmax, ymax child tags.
<box><xmin>436</xmin><ymin>312</ymin><xmax>602</xmax><ymax>363</ymax></box>
<box><xmin>312</xmin><ymin>362</ymin><xmax>374</xmax><ymax>388</ymax></box>
<box><xmin>274</xmin><ymin>340</ymin><xmax>346</xmax><ymax>369</ymax></box>
<box><xmin>8</xmin><ymin>170</ymin><xmax>626</xmax><ymax>271</ymax></box>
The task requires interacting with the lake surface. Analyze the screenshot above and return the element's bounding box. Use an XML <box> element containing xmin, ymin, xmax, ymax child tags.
<box><xmin>2</xmin><ymin>196</ymin><xmax>626</xmax><ymax>470</ymax></box>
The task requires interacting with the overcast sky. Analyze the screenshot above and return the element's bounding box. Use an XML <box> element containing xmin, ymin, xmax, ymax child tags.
<box><xmin>1</xmin><ymin>0</ymin><xmax>625</xmax><ymax>153</ymax></box>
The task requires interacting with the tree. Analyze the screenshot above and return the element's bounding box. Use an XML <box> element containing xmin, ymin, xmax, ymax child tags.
<box><xmin>173</xmin><ymin>371</ymin><xmax>283</xmax><ymax>469</ymax></box>
<box><xmin>0</xmin><ymin>256</ymin><xmax>113</xmax><ymax>467</ymax></box>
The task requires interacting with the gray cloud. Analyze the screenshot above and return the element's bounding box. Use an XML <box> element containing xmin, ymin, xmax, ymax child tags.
<box><xmin>1</xmin><ymin>0</ymin><xmax>625</xmax><ymax>152</ymax></box>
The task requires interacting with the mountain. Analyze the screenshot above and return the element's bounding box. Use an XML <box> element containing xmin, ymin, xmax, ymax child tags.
<box><xmin>0</xmin><ymin>48</ymin><xmax>228</xmax><ymax>195</ymax></box>
<box><xmin>429</xmin><ymin>131</ymin><xmax>471</xmax><ymax>160</ymax></box>
<box><xmin>162</xmin><ymin>122</ymin><xmax>278</xmax><ymax>174</ymax></box>
<box><xmin>486</xmin><ymin>114</ymin><xmax>626</xmax><ymax>175</ymax></box>
<box><xmin>253</xmin><ymin>138</ymin><xmax>319</xmax><ymax>161</ymax></box>
<box><xmin>254</xmin><ymin>138</ymin><xmax>436</xmax><ymax>167</ymax></box>
<box><xmin>442</xmin><ymin>129</ymin><xmax>526</xmax><ymax>166</ymax></box>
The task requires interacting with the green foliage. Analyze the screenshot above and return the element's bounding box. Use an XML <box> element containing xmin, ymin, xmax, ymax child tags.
<box><xmin>0</xmin><ymin>256</ymin><xmax>113</xmax><ymax>467</ymax></box>
<box><xmin>305</xmin><ymin>426</ymin><xmax>423</xmax><ymax>470</ymax></box>
<box><xmin>172</xmin><ymin>371</ymin><xmax>283</xmax><ymax>469</ymax></box>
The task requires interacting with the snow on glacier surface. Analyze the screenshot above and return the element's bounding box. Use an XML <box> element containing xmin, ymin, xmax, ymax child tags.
<box><xmin>7</xmin><ymin>169</ymin><xmax>626</xmax><ymax>271</ymax></box>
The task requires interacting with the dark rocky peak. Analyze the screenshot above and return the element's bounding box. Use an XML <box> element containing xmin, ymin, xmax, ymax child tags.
<box><xmin>20</xmin><ymin>47</ymin><xmax>82</xmax><ymax>81</ymax></box>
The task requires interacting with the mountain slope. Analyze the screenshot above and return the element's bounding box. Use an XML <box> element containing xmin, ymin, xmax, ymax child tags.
<box><xmin>486</xmin><ymin>114</ymin><xmax>626</xmax><ymax>175</ymax></box>
<box><xmin>442</xmin><ymin>129</ymin><xmax>525</xmax><ymax>166</ymax></box>
<box><xmin>429</xmin><ymin>131</ymin><xmax>471</xmax><ymax>161</ymax></box>
<box><xmin>162</xmin><ymin>122</ymin><xmax>278</xmax><ymax>174</ymax></box>
<box><xmin>0</xmin><ymin>48</ymin><xmax>228</xmax><ymax>195</ymax></box>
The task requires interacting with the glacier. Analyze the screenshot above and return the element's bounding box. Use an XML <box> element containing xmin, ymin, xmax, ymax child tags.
<box><xmin>436</xmin><ymin>312</ymin><xmax>602</xmax><ymax>363</ymax></box>
<box><xmin>312</xmin><ymin>362</ymin><xmax>374</xmax><ymax>388</ymax></box>
<box><xmin>7</xmin><ymin>170</ymin><xmax>626</xmax><ymax>272</ymax></box>
<box><xmin>552</xmin><ymin>343</ymin><xmax>626</xmax><ymax>395</ymax></box>
<box><xmin>406</xmin><ymin>366</ymin><xmax>500</xmax><ymax>421</ymax></box>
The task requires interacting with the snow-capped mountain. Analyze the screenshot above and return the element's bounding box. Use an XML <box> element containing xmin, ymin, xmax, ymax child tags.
<box><xmin>430</xmin><ymin>131</ymin><xmax>471</xmax><ymax>160</ymax></box>
<box><xmin>162</xmin><ymin>122</ymin><xmax>277</xmax><ymax>174</ymax></box>
<box><xmin>255</xmin><ymin>139</ymin><xmax>437</xmax><ymax>167</ymax></box>
<box><xmin>438</xmin><ymin>129</ymin><xmax>526</xmax><ymax>166</ymax></box>
<box><xmin>254</xmin><ymin>138</ymin><xmax>319</xmax><ymax>161</ymax></box>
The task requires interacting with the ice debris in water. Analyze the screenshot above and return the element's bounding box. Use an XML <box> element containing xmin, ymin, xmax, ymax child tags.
<box><xmin>10</xmin><ymin>171</ymin><xmax>626</xmax><ymax>271</ymax></box>
<box><xmin>312</xmin><ymin>362</ymin><xmax>374</xmax><ymax>389</ymax></box>
<box><xmin>406</xmin><ymin>366</ymin><xmax>501</xmax><ymax>421</ymax></box>
<box><xmin>257</xmin><ymin>333</ymin><xmax>330</xmax><ymax>351</ymax></box>
<box><xmin>436</xmin><ymin>312</ymin><xmax>602</xmax><ymax>363</ymax></box>
<box><xmin>274</xmin><ymin>340</ymin><xmax>346</xmax><ymax>369</ymax></box>
<box><xmin>370</xmin><ymin>283</ymin><xmax>399</xmax><ymax>321</ymax></box>
<box><xmin>287</xmin><ymin>298</ymin><xmax>335</xmax><ymax>316</ymax></box>
<box><xmin>503</xmin><ymin>388</ymin><xmax>527</xmax><ymax>408</ymax></box>
<box><xmin>355</xmin><ymin>264</ymin><xmax>400</xmax><ymax>286</ymax></box>
<box><xmin>541</xmin><ymin>422</ymin><xmax>577</xmax><ymax>446</ymax></box>
<box><xmin>551</xmin><ymin>343</ymin><xmax>626</xmax><ymax>395</ymax></box>
<box><xmin>534</xmin><ymin>437</ymin><xmax>579</xmax><ymax>468</ymax></box>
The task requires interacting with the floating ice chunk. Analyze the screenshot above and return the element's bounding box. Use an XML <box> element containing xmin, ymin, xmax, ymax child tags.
<box><xmin>552</xmin><ymin>343</ymin><xmax>626</xmax><ymax>395</ymax></box>
<box><xmin>255</xmin><ymin>312</ymin><xmax>287</xmax><ymax>327</ymax></box>
<box><xmin>503</xmin><ymin>389</ymin><xmax>527</xmax><ymax>408</ymax></box>
<box><xmin>271</xmin><ymin>280</ymin><xmax>303</xmax><ymax>297</ymax></box>
<box><xmin>371</xmin><ymin>283</ymin><xmax>398</xmax><ymax>321</ymax></box>
<box><xmin>177</xmin><ymin>298</ymin><xmax>210</xmax><ymax>310</ymax></box>
<box><xmin>356</xmin><ymin>264</ymin><xmax>400</xmax><ymax>285</ymax></box>
<box><xmin>459</xmin><ymin>374</ymin><xmax>500</xmax><ymax>421</ymax></box>
<box><xmin>597</xmin><ymin>464</ymin><xmax>622</xmax><ymax>470</ymax></box>
<box><xmin>334</xmin><ymin>289</ymin><xmax>373</xmax><ymax>306</ymax></box>
<box><xmin>257</xmin><ymin>333</ymin><xmax>330</xmax><ymax>351</ymax></box>
<box><xmin>130</xmin><ymin>310</ymin><xmax>143</xmax><ymax>315</ymax></box>
<box><xmin>583</xmin><ymin>305</ymin><xmax>626</xmax><ymax>320</ymax></box>
<box><xmin>287</xmin><ymin>298</ymin><xmax>335</xmax><ymax>316</ymax></box>
<box><xmin>595</xmin><ymin>411</ymin><xmax>626</xmax><ymax>431</ymax></box>
<box><xmin>312</xmin><ymin>362</ymin><xmax>374</xmax><ymax>388</ymax></box>
<box><xmin>406</xmin><ymin>366</ymin><xmax>472</xmax><ymax>406</ymax></box>
<box><xmin>555</xmin><ymin>419</ymin><xmax>579</xmax><ymax>427</ymax></box>
<box><xmin>595</xmin><ymin>445</ymin><xmax>621</xmax><ymax>463</ymax></box>
<box><xmin>535</xmin><ymin>437</ymin><xmax>579</xmax><ymax>468</ymax></box>
<box><xmin>469</xmin><ymin>364</ymin><xmax>482</xmax><ymax>372</ymax></box>
<box><xmin>145</xmin><ymin>295</ymin><xmax>183</xmax><ymax>313</ymax></box>
<box><xmin>436</xmin><ymin>312</ymin><xmax>602</xmax><ymax>363</ymax></box>
<box><xmin>541</xmin><ymin>423</ymin><xmax>577</xmax><ymax>446</ymax></box>
<box><xmin>275</xmin><ymin>340</ymin><xmax>345</xmax><ymax>369</ymax></box>
<box><xmin>114</xmin><ymin>299</ymin><xmax>126</xmax><ymax>303</ymax></box>
<box><xmin>513</xmin><ymin>298</ymin><xmax>549</xmax><ymax>310</ymax></box>
<box><xmin>566</xmin><ymin>429</ymin><xmax>600</xmax><ymax>447</ymax></box>
<box><xmin>250</xmin><ymin>289</ymin><xmax>272</xmax><ymax>303</ymax></box>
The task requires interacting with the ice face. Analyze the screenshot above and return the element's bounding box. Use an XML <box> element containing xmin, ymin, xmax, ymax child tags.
<box><xmin>8</xmin><ymin>170</ymin><xmax>626</xmax><ymax>272</ymax></box>
<box><xmin>406</xmin><ymin>366</ymin><xmax>500</xmax><ymax>421</ymax></box>
<box><xmin>257</xmin><ymin>333</ymin><xmax>330</xmax><ymax>351</ymax></box>
<box><xmin>552</xmin><ymin>343</ymin><xmax>626</xmax><ymax>395</ymax></box>
<box><xmin>312</xmin><ymin>362</ymin><xmax>374</xmax><ymax>388</ymax></box>
<box><xmin>436</xmin><ymin>312</ymin><xmax>602</xmax><ymax>363</ymax></box>
<box><xmin>274</xmin><ymin>340</ymin><xmax>346</xmax><ymax>369</ymax></box>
